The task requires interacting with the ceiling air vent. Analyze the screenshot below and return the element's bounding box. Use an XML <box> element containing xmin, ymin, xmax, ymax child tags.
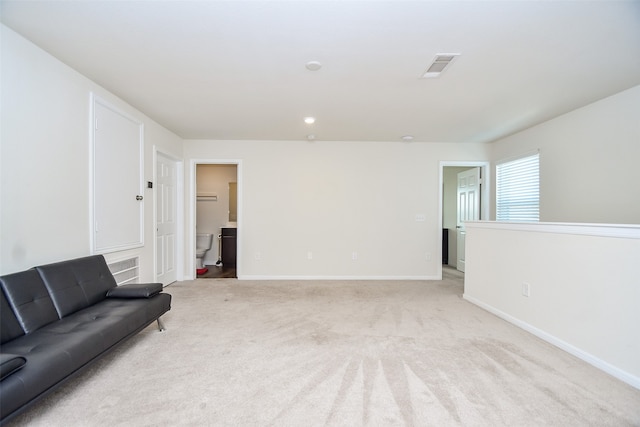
<box><xmin>421</xmin><ymin>53</ymin><xmax>460</xmax><ymax>78</ymax></box>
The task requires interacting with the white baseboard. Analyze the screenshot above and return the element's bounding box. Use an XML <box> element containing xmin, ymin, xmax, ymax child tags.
<box><xmin>463</xmin><ymin>294</ymin><xmax>640</xmax><ymax>390</ymax></box>
<box><xmin>185</xmin><ymin>274</ymin><xmax>440</xmax><ymax>281</ymax></box>
<box><xmin>238</xmin><ymin>275</ymin><xmax>439</xmax><ymax>281</ymax></box>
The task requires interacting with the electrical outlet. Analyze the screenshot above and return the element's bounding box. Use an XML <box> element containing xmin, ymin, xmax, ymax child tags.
<box><xmin>352</xmin><ymin>252</ymin><xmax>358</xmax><ymax>260</ymax></box>
<box><xmin>254</xmin><ymin>252</ymin><xmax>261</xmax><ymax>260</ymax></box>
<box><xmin>307</xmin><ymin>251</ymin><xmax>313</xmax><ymax>260</ymax></box>
<box><xmin>425</xmin><ymin>252</ymin><xmax>432</xmax><ymax>261</ymax></box>
<box><xmin>522</xmin><ymin>282</ymin><xmax>530</xmax><ymax>297</ymax></box>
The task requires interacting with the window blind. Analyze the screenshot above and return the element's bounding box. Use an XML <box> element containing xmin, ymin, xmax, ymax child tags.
<box><xmin>496</xmin><ymin>153</ymin><xmax>539</xmax><ymax>222</ymax></box>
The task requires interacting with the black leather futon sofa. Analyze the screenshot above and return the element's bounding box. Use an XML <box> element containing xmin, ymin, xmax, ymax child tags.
<box><xmin>0</xmin><ymin>255</ymin><xmax>171</xmax><ymax>424</ymax></box>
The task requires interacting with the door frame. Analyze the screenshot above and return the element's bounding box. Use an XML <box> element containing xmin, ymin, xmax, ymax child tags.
<box><xmin>456</xmin><ymin>167</ymin><xmax>481</xmax><ymax>273</ymax></box>
<box><xmin>438</xmin><ymin>161</ymin><xmax>490</xmax><ymax>280</ymax></box>
<box><xmin>153</xmin><ymin>147</ymin><xmax>184</xmax><ymax>283</ymax></box>
<box><xmin>188</xmin><ymin>159</ymin><xmax>242</xmax><ymax>280</ymax></box>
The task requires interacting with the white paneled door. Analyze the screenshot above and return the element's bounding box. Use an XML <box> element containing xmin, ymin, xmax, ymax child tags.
<box><xmin>156</xmin><ymin>153</ymin><xmax>178</xmax><ymax>285</ymax></box>
<box><xmin>457</xmin><ymin>167</ymin><xmax>481</xmax><ymax>272</ymax></box>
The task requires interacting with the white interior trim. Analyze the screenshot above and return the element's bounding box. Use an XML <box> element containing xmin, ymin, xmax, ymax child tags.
<box><xmin>438</xmin><ymin>161</ymin><xmax>491</xmax><ymax>279</ymax></box>
<box><xmin>463</xmin><ymin>294</ymin><xmax>640</xmax><ymax>390</ymax></box>
<box><xmin>188</xmin><ymin>159</ymin><xmax>243</xmax><ymax>280</ymax></box>
<box><xmin>89</xmin><ymin>93</ymin><xmax>145</xmax><ymax>254</ymax></box>
<box><xmin>466</xmin><ymin>221</ymin><xmax>640</xmax><ymax>240</ymax></box>
<box><xmin>239</xmin><ymin>275</ymin><xmax>440</xmax><ymax>281</ymax></box>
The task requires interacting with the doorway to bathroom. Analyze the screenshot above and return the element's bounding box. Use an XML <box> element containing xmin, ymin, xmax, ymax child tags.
<box><xmin>195</xmin><ymin>163</ymin><xmax>238</xmax><ymax>279</ymax></box>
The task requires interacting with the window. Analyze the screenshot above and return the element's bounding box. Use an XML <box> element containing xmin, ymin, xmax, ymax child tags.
<box><xmin>496</xmin><ymin>152</ymin><xmax>539</xmax><ymax>222</ymax></box>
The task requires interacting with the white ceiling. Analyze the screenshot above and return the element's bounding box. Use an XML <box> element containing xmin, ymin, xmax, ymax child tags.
<box><xmin>2</xmin><ymin>0</ymin><xmax>640</xmax><ymax>143</ymax></box>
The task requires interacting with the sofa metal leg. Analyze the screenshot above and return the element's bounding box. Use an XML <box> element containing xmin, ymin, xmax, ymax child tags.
<box><xmin>157</xmin><ymin>318</ymin><xmax>166</xmax><ymax>332</ymax></box>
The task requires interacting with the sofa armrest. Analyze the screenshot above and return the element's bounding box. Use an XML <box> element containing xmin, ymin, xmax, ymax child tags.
<box><xmin>106</xmin><ymin>283</ymin><xmax>163</xmax><ymax>299</ymax></box>
<box><xmin>1</xmin><ymin>353</ymin><xmax>27</xmax><ymax>381</ymax></box>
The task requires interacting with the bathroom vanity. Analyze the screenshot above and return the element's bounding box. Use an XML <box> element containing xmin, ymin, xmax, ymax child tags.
<box><xmin>221</xmin><ymin>227</ymin><xmax>237</xmax><ymax>267</ymax></box>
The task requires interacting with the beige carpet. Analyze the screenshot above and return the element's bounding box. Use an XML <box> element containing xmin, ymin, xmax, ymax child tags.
<box><xmin>8</xmin><ymin>269</ymin><xmax>640</xmax><ymax>426</ymax></box>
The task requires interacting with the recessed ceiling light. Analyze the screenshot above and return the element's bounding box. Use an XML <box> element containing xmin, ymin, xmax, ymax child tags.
<box><xmin>402</xmin><ymin>135</ymin><xmax>414</xmax><ymax>142</ymax></box>
<box><xmin>304</xmin><ymin>117</ymin><xmax>316</xmax><ymax>124</ymax></box>
<box><xmin>305</xmin><ymin>61</ymin><xmax>322</xmax><ymax>71</ymax></box>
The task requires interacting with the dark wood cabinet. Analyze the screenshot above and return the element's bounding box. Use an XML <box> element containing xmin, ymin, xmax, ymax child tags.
<box><xmin>442</xmin><ymin>228</ymin><xmax>449</xmax><ymax>264</ymax></box>
<box><xmin>221</xmin><ymin>228</ymin><xmax>237</xmax><ymax>267</ymax></box>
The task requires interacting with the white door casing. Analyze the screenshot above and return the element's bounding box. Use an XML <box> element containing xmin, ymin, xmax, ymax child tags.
<box><xmin>189</xmin><ymin>159</ymin><xmax>242</xmax><ymax>280</ymax></box>
<box><xmin>457</xmin><ymin>167</ymin><xmax>481</xmax><ymax>272</ymax></box>
<box><xmin>156</xmin><ymin>153</ymin><xmax>177</xmax><ymax>285</ymax></box>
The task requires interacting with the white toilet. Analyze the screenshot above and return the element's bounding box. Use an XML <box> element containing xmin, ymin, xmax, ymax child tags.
<box><xmin>195</xmin><ymin>233</ymin><xmax>213</xmax><ymax>269</ymax></box>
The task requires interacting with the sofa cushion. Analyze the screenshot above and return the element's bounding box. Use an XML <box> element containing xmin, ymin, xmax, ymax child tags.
<box><xmin>0</xmin><ymin>289</ymin><xmax>24</xmax><ymax>344</ymax></box>
<box><xmin>0</xmin><ymin>293</ymin><xmax>171</xmax><ymax>420</ymax></box>
<box><xmin>106</xmin><ymin>283</ymin><xmax>162</xmax><ymax>298</ymax></box>
<box><xmin>0</xmin><ymin>269</ymin><xmax>60</xmax><ymax>334</ymax></box>
<box><xmin>36</xmin><ymin>255</ymin><xmax>117</xmax><ymax>318</ymax></box>
<box><xmin>0</xmin><ymin>354</ymin><xmax>27</xmax><ymax>381</ymax></box>
<box><xmin>0</xmin><ymin>329</ymin><xmax>102</xmax><ymax>420</ymax></box>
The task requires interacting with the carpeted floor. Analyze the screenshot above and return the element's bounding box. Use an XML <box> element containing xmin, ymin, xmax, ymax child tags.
<box><xmin>8</xmin><ymin>269</ymin><xmax>640</xmax><ymax>426</ymax></box>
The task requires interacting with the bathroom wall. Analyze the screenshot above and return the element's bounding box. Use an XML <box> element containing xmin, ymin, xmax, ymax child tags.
<box><xmin>196</xmin><ymin>164</ymin><xmax>237</xmax><ymax>265</ymax></box>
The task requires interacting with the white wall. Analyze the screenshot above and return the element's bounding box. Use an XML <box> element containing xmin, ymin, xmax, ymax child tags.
<box><xmin>469</xmin><ymin>88</ymin><xmax>640</xmax><ymax>389</ymax></box>
<box><xmin>464</xmin><ymin>222</ymin><xmax>640</xmax><ymax>389</ymax></box>
<box><xmin>183</xmin><ymin>140</ymin><xmax>489</xmax><ymax>279</ymax></box>
<box><xmin>489</xmin><ymin>85</ymin><xmax>640</xmax><ymax>224</ymax></box>
<box><xmin>0</xmin><ymin>25</ymin><xmax>183</xmax><ymax>277</ymax></box>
